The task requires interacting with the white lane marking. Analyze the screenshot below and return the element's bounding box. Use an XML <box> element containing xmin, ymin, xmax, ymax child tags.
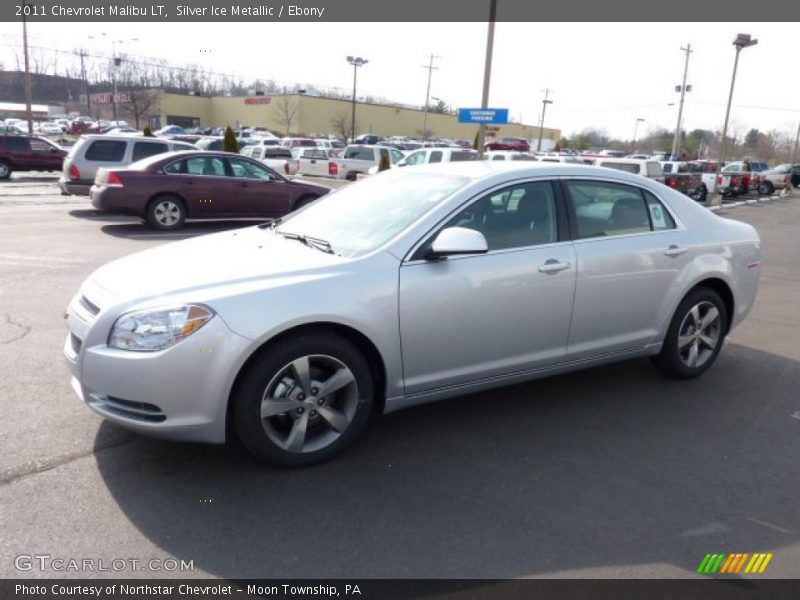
<box><xmin>0</xmin><ymin>253</ymin><xmax>86</xmax><ymax>264</ymax></box>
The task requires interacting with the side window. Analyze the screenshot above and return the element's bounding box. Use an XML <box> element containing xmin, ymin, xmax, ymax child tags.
<box><xmin>662</xmin><ymin>163</ymin><xmax>673</xmax><ymax>174</ymax></box>
<box><xmin>228</xmin><ymin>158</ymin><xmax>274</xmax><ymax>180</ymax></box>
<box><xmin>644</xmin><ymin>191</ymin><xmax>676</xmax><ymax>231</ymax></box>
<box><xmin>390</xmin><ymin>149</ymin><xmax>404</xmax><ymax>163</ymax></box>
<box><xmin>405</xmin><ymin>152</ymin><xmax>425</xmax><ymax>165</ymax></box>
<box><xmin>30</xmin><ymin>139</ymin><xmax>54</xmax><ymax>153</ymax></box>
<box><xmin>185</xmin><ymin>157</ymin><xmax>226</xmax><ymax>176</ymax></box>
<box><xmin>429</xmin><ymin>151</ymin><xmax>443</xmax><ymax>163</ymax></box>
<box><xmin>565</xmin><ymin>180</ymin><xmax>651</xmax><ymax>239</ymax></box>
<box><xmin>164</xmin><ymin>160</ymin><xmax>186</xmax><ymax>174</ymax></box>
<box><xmin>85</xmin><ymin>140</ymin><xmax>126</xmax><ymax>162</ymax></box>
<box><xmin>441</xmin><ymin>181</ymin><xmax>559</xmax><ymax>251</ymax></box>
<box><xmin>491</xmin><ymin>155</ymin><xmax>505</xmax><ymax>161</ymax></box>
<box><xmin>132</xmin><ymin>142</ymin><xmax>169</xmax><ymax>162</ymax></box>
<box><xmin>6</xmin><ymin>137</ymin><xmax>31</xmax><ymax>151</ymax></box>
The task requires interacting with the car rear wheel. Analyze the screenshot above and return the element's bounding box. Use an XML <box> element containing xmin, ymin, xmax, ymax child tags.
<box><xmin>690</xmin><ymin>184</ymin><xmax>707</xmax><ymax>203</ymax></box>
<box><xmin>651</xmin><ymin>287</ymin><xmax>727</xmax><ymax>379</ymax></box>
<box><xmin>233</xmin><ymin>331</ymin><xmax>375</xmax><ymax>466</ymax></box>
<box><xmin>0</xmin><ymin>161</ymin><xmax>11</xmax><ymax>180</ymax></box>
<box><xmin>757</xmin><ymin>181</ymin><xmax>774</xmax><ymax>196</ymax></box>
<box><xmin>146</xmin><ymin>195</ymin><xmax>186</xmax><ymax>230</ymax></box>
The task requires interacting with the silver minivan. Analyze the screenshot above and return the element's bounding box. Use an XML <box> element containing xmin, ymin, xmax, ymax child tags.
<box><xmin>59</xmin><ymin>134</ymin><xmax>197</xmax><ymax>196</ymax></box>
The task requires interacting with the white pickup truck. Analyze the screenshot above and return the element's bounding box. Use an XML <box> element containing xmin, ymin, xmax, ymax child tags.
<box><xmin>327</xmin><ymin>145</ymin><xmax>406</xmax><ymax>180</ymax></box>
<box><xmin>292</xmin><ymin>147</ymin><xmax>331</xmax><ymax>177</ymax></box>
<box><xmin>240</xmin><ymin>145</ymin><xmax>300</xmax><ymax>177</ymax></box>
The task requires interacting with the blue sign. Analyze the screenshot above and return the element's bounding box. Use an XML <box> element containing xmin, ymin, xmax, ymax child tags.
<box><xmin>457</xmin><ymin>108</ymin><xmax>509</xmax><ymax>124</ymax></box>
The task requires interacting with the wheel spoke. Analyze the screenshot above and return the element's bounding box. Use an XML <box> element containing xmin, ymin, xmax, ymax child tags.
<box><xmin>700</xmin><ymin>306</ymin><xmax>719</xmax><ymax>332</ymax></box>
<box><xmin>316</xmin><ymin>406</ymin><xmax>350</xmax><ymax>433</ymax></box>
<box><xmin>260</xmin><ymin>396</ymin><xmax>298</xmax><ymax>418</ymax></box>
<box><xmin>699</xmin><ymin>334</ymin><xmax>717</xmax><ymax>350</ymax></box>
<box><xmin>317</xmin><ymin>367</ymin><xmax>355</xmax><ymax>398</ymax></box>
<box><xmin>678</xmin><ymin>332</ymin><xmax>694</xmax><ymax>349</ymax></box>
<box><xmin>690</xmin><ymin>305</ymin><xmax>701</xmax><ymax>328</ymax></box>
<box><xmin>290</xmin><ymin>357</ymin><xmax>313</xmax><ymax>396</ymax></box>
<box><xmin>686</xmin><ymin>340</ymin><xmax>699</xmax><ymax>367</ymax></box>
<box><xmin>284</xmin><ymin>412</ymin><xmax>309</xmax><ymax>452</ymax></box>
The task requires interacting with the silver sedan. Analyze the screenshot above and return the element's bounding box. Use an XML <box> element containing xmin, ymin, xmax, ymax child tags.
<box><xmin>64</xmin><ymin>162</ymin><xmax>761</xmax><ymax>466</ymax></box>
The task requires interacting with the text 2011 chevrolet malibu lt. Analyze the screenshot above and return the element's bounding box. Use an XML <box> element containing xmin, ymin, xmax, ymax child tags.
<box><xmin>64</xmin><ymin>162</ymin><xmax>761</xmax><ymax>466</ymax></box>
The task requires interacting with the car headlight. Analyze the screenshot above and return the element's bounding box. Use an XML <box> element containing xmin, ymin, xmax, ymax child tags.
<box><xmin>108</xmin><ymin>305</ymin><xmax>215</xmax><ymax>352</ymax></box>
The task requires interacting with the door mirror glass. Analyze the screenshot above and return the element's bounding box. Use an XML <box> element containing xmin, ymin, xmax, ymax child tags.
<box><xmin>428</xmin><ymin>227</ymin><xmax>488</xmax><ymax>259</ymax></box>
<box><xmin>398</xmin><ymin>160</ymin><xmax>407</xmax><ymax>167</ymax></box>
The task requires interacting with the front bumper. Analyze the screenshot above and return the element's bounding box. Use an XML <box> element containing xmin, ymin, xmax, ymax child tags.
<box><xmin>64</xmin><ymin>292</ymin><xmax>253</xmax><ymax>443</ymax></box>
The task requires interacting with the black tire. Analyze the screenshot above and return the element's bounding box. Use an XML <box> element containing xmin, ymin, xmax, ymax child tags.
<box><xmin>292</xmin><ymin>195</ymin><xmax>318</xmax><ymax>211</ymax></box>
<box><xmin>146</xmin><ymin>194</ymin><xmax>186</xmax><ymax>230</ymax></box>
<box><xmin>757</xmin><ymin>181</ymin><xmax>774</xmax><ymax>196</ymax></box>
<box><xmin>233</xmin><ymin>331</ymin><xmax>375</xmax><ymax>467</ymax></box>
<box><xmin>651</xmin><ymin>287</ymin><xmax>728</xmax><ymax>379</ymax></box>
<box><xmin>345</xmin><ymin>171</ymin><xmax>360</xmax><ymax>181</ymax></box>
<box><xmin>691</xmin><ymin>185</ymin><xmax>707</xmax><ymax>203</ymax></box>
<box><xmin>0</xmin><ymin>160</ymin><xmax>11</xmax><ymax>180</ymax></box>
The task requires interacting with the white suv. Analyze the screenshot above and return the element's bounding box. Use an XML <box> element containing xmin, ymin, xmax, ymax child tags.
<box><xmin>59</xmin><ymin>135</ymin><xmax>196</xmax><ymax>196</ymax></box>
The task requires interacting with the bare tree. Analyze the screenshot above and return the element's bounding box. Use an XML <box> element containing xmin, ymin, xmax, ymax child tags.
<box><xmin>272</xmin><ymin>95</ymin><xmax>299</xmax><ymax>136</ymax></box>
<box><xmin>330</xmin><ymin>112</ymin><xmax>355</xmax><ymax>142</ymax></box>
<box><xmin>122</xmin><ymin>88</ymin><xmax>162</xmax><ymax>129</ymax></box>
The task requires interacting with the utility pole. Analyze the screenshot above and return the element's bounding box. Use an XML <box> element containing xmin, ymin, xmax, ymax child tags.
<box><xmin>76</xmin><ymin>47</ymin><xmax>91</xmax><ymax>115</ymax></box>
<box><xmin>475</xmin><ymin>0</ymin><xmax>497</xmax><ymax>157</ymax></box>
<box><xmin>22</xmin><ymin>0</ymin><xmax>34</xmax><ymax>134</ymax></box>
<box><xmin>792</xmin><ymin>122</ymin><xmax>800</xmax><ymax>164</ymax></box>
<box><xmin>536</xmin><ymin>88</ymin><xmax>553</xmax><ymax>152</ymax></box>
<box><xmin>421</xmin><ymin>53</ymin><xmax>439</xmax><ymax>141</ymax></box>
<box><xmin>671</xmin><ymin>43</ymin><xmax>693</xmax><ymax>159</ymax></box>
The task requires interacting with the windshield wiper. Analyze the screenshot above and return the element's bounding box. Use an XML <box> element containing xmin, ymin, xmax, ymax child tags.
<box><xmin>258</xmin><ymin>218</ymin><xmax>282</xmax><ymax>230</ymax></box>
<box><xmin>275</xmin><ymin>229</ymin><xmax>335</xmax><ymax>254</ymax></box>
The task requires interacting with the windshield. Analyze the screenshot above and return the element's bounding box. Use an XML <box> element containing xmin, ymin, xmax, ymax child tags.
<box><xmin>276</xmin><ymin>171</ymin><xmax>470</xmax><ymax>258</ymax></box>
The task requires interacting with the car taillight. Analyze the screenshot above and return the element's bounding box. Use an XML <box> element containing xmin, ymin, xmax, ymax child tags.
<box><xmin>69</xmin><ymin>164</ymin><xmax>80</xmax><ymax>180</ymax></box>
<box><xmin>717</xmin><ymin>175</ymin><xmax>723</xmax><ymax>185</ymax></box>
<box><xmin>328</xmin><ymin>162</ymin><xmax>338</xmax><ymax>176</ymax></box>
<box><xmin>284</xmin><ymin>162</ymin><xmax>290</xmax><ymax>174</ymax></box>
<box><xmin>666</xmin><ymin>177</ymin><xmax>678</xmax><ymax>188</ymax></box>
<box><xmin>106</xmin><ymin>171</ymin><xmax>123</xmax><ymax>186</ymax></box>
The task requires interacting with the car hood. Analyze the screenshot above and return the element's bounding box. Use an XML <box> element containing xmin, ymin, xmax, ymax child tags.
<box><xmin>88</xmin><ymin>225</ymin><xmax>347</xmax><ymax>304</ymax></box>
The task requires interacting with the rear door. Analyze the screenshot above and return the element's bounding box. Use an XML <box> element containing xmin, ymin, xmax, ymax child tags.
<box><xmin>4</xmin><ymin>137</ymin><xmax>33</xmax><ymax>170</ymax></box>
<box><xmin>169</xmin><ymin>156</ymin><xmax>229</xmax><ymax>217</ymax></box>
<box><xmin>562</xmin><ymin>178</ymin><xmax>693</xmax><ymax>360</ymax></box>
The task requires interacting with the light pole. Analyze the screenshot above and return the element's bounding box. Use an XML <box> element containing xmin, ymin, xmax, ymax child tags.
<box><xmin>475</xmin><ymin>0</ymin><xmax>497</xmax><ymax>157</ymax></box>
<box><xmin>632</xmin><ymin>117</ymin><xmax>645</xmax><ymax>152</ymax></box>
<box><xmin>536</xmin><ymin>89</ymin><xmax>553</xmax><ymax>152</ymax></box>
<box><xmin>346</xmin><ymin>56</ymin><xmax>368</xmax><ymax>142</ymax></box>
<box><xmin>712</xmin><ymin>33</ymin><xmax>757</xmax><ymax>205</ymax></box>
<box><xmin>671</xmin><ymin>43</ymin><xmax>693</xmax><ymax>159</ymax></box>
<box><xmin>90</xmin><ymin>33</ymin><xmax>138</xmax><ymax>123</ymax></box>
<box><xmin>21</xmin><ymin>0</ymin><xmax>34</xmax><ymax>134</ymax></box>
<box><xmin>421</xmin><ymin>54</ymin><xmax>438</xmax><ymax>140</ymax></box>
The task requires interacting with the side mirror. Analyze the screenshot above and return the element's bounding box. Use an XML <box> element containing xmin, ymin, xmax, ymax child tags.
<box><xmin>426</xmin><ymin>227</ymin><xmax>488</xmax><ymax>260</ymax></box>
<box><xmin>398</xmin><ymin>160</ymin><xmax>407</xmax><ymax>167</ymax></box>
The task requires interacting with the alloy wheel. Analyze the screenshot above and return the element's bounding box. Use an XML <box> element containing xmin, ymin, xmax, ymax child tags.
<box><xmin>677</xmin><ymin>301</ymin><xmax>722</xmax><ymax>368</ymax></box>
<box><xmin>260</xmin><ymin>354</ymin><xmax>359</xmax><ymax>454</ymax></box>
<box><xmin>154</xmin><ymin>200</ymin><xmax>181</xmax><ymax>226</ymax></box>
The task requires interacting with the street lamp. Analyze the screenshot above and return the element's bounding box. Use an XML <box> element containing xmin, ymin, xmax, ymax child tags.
<box><xmin>346</xmin><ymin>56</ymin><xmax>368</xmax><ymax>142</ymax></box>
<box><xmin>90</xmin><ymin>33</ymin><xmax>138</xmax><ymax>123</ymax></box>
<box><xmin>713</xmin><ymin>33</ymin><xmax>757</xmax><ymax>204</ymax></box>
<box><xmin>632</xmin><ymin>117</ymin><xmax>645</xmax><ymax>151</ymax></box>
<box><xmin>536</xmin><ymin>89</ymin><xmax>553</xmax><ymax>152</ymax></box>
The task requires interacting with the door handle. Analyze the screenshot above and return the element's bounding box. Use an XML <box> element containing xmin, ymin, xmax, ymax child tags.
<box><xmin>664</xmin><ymin>245</ymin><xmax>687</xmax><ymax>257</ymax></box>
<box><xmin>538</xmin><ymin>260</ymin><xmax>571</xmax><ymax>274</ymax></box>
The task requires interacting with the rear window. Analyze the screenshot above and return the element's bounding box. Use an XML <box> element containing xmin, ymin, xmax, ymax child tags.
<box><xmin>132</xmin><ymin>141</ymin><xmax>169</xmax><ymax>162</ymax></box>
<box><xmin>601</xmin><ymin>162</ymin><xmax>641</xmax><ymax>174</ymax></box>
<box><xmin>265</xmin><ymin>148</ymin><xmax>293</xmax><ymax>158</ymax></box>
<box><xmin>343</xmin><ymin>147</ymin><xmax>375</xmax><ymax>160</ymax></box>
<box><xmin>451</xmin><ymin>151</ymin><xmax>477</xmax><ymax>162</ymax></box>
<box><xmin>85</xmin><ymin>140</ymin><xmax>126</xmax><ymax>162</ymax></box>
<box><xmin>294</xmin><ymin>139</ymin><xmax>317</xmax><ymax>147</ymax></box>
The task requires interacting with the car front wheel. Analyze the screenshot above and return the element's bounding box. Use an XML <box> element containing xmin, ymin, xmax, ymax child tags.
<box><xmin>0</xmin><ymin>161</ymin><xmax>11</xmax><ymax>180</ymax></box>
<box><xmin>757</xmin><ymin>181</ymin><xmax>774</xmax><ymax>196</ymax></box>
<box><xmin>652</xmin><ymin>287</ymin><xmax>727</xmax><ymax>379</ymax></box>
<box><xmin>233</xmin><ymin>331</ymin><xmax>375</xmax><ymax>466</ymax></box>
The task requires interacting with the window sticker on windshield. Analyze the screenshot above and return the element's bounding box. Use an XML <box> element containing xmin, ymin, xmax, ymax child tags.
<box><xmin>649</xmin><ymin>203</ymin><xmax>667</xmax><ymax>229</ymax></box>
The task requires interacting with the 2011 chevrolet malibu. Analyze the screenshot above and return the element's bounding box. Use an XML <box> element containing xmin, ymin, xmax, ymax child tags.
<box><xmin>64</xmin><ymin>162</ymin><xmax>761</xmax><ymax>466</ymax></box>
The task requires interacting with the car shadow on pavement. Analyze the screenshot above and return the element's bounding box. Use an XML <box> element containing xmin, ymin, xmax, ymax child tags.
<box><xmin>92</xmin><ymin>343</ymin><xmax>800</xmax><ymax>579</ymax></box>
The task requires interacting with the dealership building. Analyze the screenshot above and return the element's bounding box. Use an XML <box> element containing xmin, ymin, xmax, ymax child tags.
<box><xmin>154</xmin><ymin>92</ymin><xmax>560</xmax><ymax>144</ymax></box>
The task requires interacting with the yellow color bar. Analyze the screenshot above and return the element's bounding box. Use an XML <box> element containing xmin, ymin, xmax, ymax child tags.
<box><xmin>758</xmin><ymin>554</ymin><xmax>773</xmax><ymax>574</ymax></box>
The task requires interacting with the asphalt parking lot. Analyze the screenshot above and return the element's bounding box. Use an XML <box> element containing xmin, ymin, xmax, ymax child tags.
<box><xmin>1</xmin><ymin>176</ymin><xmax>798</xmax><ymax>579</ymax></box>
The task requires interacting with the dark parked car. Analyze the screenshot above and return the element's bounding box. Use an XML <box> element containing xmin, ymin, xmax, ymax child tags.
<box><xmin>353</xmin><ymin>134</ymin><xmax>382</xmax><ymax>145</ymax></box>
<box><xmin>0</xmin><ymin>134</ymin><xmax>66</xmax><ymax>179</ymax></box>
<box><xmin>484</xmin><ymin>137</ymin><xmax>531</xmax><ymax>152</ymax></box>
<box><xmin>89</xmin><ymin>151</ymin><xmax>331</xmax><ymax>230</ymax></box>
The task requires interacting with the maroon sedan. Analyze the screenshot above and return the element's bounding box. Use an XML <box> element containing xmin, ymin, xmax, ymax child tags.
<box><xmin>484</xmin><ymin>137</ymin><xmax>530</xmax><ymax>152</ymax></box>
<box><xmin>89</xmin><ymin>151</ymin><xmax>331</xmax><ymax>230</ymax></box>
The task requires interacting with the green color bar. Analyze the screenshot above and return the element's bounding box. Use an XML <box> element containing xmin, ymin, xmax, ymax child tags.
<box><xmin>710</xmin><ymin>554</ymin><xmax>727</xmax><ymax>573</ymax></box>
<box><xmin>697</xmin><ymin>554</ymin><xmax>713</xmax><ymax>573</ymax></box>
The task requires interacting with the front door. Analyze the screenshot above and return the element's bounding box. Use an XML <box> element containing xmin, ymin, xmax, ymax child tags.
<box><xmin>399</xmin><ymin>180</ymin><xmax>576</xmax><ymax>395</ymax></box>
<box><xmin>226</xmin><ymin>157</ymin><xmax>291</xmax><ymax>217</ymax></box>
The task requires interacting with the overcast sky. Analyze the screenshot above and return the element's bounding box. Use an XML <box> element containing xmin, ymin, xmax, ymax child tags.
<box><xmin>1</xmin><ymin>21</ymin><xmax>798</xmax><ymax>140</ymax></box>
